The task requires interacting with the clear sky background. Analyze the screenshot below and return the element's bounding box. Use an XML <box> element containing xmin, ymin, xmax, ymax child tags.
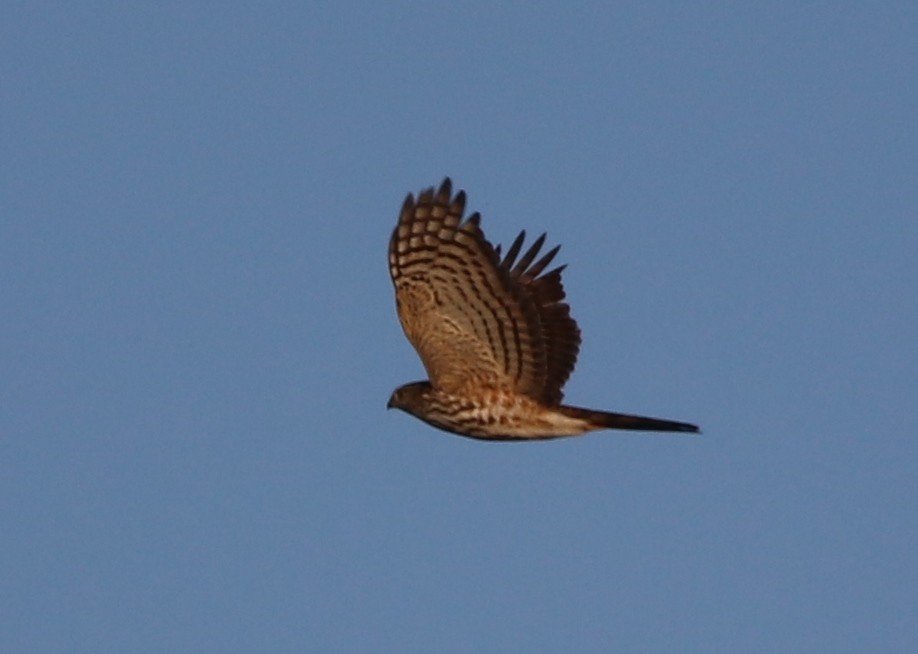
<box><xmin>3</xmin><ymin>3</ymin><xmax>916</xmax><ymax>652</ymax></box>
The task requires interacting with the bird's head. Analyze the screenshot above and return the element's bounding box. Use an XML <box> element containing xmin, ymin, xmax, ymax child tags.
<box><xmin>387</xmin><ymin>381</ymin><xmax>432</xmax><ymax>414</ymax></box>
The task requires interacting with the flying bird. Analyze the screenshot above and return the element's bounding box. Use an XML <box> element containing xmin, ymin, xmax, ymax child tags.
<box><xmin>387</xmin><ymin>178</ymin><xmax>699</xmax><ymax>440</ymax></box>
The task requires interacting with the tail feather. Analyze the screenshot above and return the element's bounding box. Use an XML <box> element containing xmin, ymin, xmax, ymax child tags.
<box><xmin>560</xmin><ymin>405</ymin><xmax>700</xmax><ymax>434</ymax></box>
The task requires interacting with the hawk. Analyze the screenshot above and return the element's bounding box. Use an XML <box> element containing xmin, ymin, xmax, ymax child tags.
<box><xmin>387</xmin><ymin>178</ymin><xmax>699</xmax><ymax>440</ymax></box>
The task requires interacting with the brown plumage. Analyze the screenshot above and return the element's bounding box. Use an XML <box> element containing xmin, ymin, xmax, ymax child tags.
<box><xmin>387</xmin><ymin>178</ymin><xmax>699</xmax><ymax>440</ymax></box>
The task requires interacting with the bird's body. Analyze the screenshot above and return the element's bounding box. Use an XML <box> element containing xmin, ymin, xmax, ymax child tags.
<box><xmin>388</xmin><ymin>382</ymin><xmax>587</xmax><ymax>440</ymax></box>
<box><xmin>387</xmin><ymin>179</ymin><xmax>699</xmax><ymax>440</ymax></box>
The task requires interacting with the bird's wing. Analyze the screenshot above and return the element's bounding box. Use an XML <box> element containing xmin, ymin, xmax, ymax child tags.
<box><xmin>496</xmin><ymin>230</ymin><xmax>580</xmax><ymax>405</ymax></box>
<box><xmin>388</xmin><ymin>178</ymin><xmax>580</xmax><ymax>403</ymax></box>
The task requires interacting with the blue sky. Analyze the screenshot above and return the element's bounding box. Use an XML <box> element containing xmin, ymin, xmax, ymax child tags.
<box><xmin>3</xmin><ymin>2</ymin><xmax>917</xmax><ymax>652</ymax></box>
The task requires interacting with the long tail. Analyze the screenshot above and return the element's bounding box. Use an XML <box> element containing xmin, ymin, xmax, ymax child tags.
<box><xmin>559</xmin><ymin>405</ymin><xmax>700</xmax><ymax>434</ymax></box>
